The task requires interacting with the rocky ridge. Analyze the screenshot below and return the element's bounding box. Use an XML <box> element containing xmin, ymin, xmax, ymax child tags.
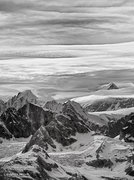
<box><xmin>85</xmin><ymin>97</ymin><xmax>134</xmax><ymax>112</ymax></box>
<box><xmin>0</xmin><ymin>145</ymin><xmax>88</xmax><ymax>180</ymax></box>
<box><xmin>6</xmin><ymin>90</ymin><xmax>38</xmax><ymax>110</ymax></box>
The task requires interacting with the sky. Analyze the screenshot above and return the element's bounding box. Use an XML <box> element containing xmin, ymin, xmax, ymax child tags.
<box><xmin>0</xmin><ymin>0</ymin><xmax>134</xmax><ymax>45</ymax></box>
<box><xmin>0</xmin><ymin>0</ymin><xmax>134</xmax><ymax>99</ymax></box>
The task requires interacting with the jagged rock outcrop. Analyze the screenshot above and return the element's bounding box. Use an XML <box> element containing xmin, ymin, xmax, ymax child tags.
<box><xmin>23</xmin><ymin>103</ymin><xmax>90</xmax><ymax>149</ymax></box>
<box><xmin>1</xmin><ymin>98</ymin><xmax>129</xmax><ymax>140</ymax></box>
<box><xmin>32</xmin><ymin>101</ymin><xmax>90</xmax><ymax>146</ymax></box>
<box><xmin>0</xmin><ymin>97</ymin><xmax>131</xmax><ymax>141</ymax></box>
<box><xmin>63</xmin><ymin>100</ymin><xmax>88</xmax><ymax>122</ymax></box>
<box><xmin>46</xmin><ymin>115</ymin><xmax>78</xmax><ymax>146</ymax></box>
<box><xmin>86</xmin><ymin>113</ymin><xmax>129</xmax><ymax>138</ymax></box>
<box><xmin>0</xmin><ymin>103</ymin><xmax>55</xmax><ymax>138</ymax></box>
<box><xmin>6</xmin><ymin>90</ymin><xmax>38</xmax><ymax>110</ymax></box>
<box><xmin>22</xmin><ymin>101</ymin><xmax>90</xmax><ymax>149</ymax></box>
<box><xmin>0</xmin><ymin>145</ymin><xmax>87</xmax><ymax>180</ymax></box>
<box><xmin>23</xmin><ymin>126</ymin><xmax>56</xmax><ymax>153</ymax></box>
<box><xmin>44</xmin><ymin>100</ymin><xmax>63</xmax><ymax>113</ymax></box>
<box><xmin>120</xmin><ymin>113</ymin><xmax>134</xmax><ymax>142</ymax></box>
<box><xmin>18</xmin><ymin>103</ymin><xmax>55</xmax><ymax>134</ymax></box>
<box><xmin>44</xmin><ymin>101</ymin><xmax>90</xmax><ymax>146</ymax></box>
<box><xmin>44</xmin><ymin>100</ymin><xmax>89</xmax><ymax>123</ymax></box>
<box><xmin>85</xmin><ymin>97</ymin><xmax>134</xmax><ymax>112</ymax></box>
<box><xmin>0</xmin><ymin>108</ymin><xmax>31</xmax><ymax>138</ymax></box>
<box><xmin>0</xmin><ymin>100</ymin><xmax>91</xmax><ymax>147</ymax></box>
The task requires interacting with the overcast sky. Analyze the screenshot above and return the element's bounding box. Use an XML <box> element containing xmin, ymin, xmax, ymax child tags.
<box><xmin>0</xmin><ymin>0</ymin><xmax>134</xmax><ymax>45</ymax></box>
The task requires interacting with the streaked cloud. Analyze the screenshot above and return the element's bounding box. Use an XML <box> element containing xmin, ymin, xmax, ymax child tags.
<box><xmin>0</xmin><ymin>0</ymin><xmax>133</xmax><ymax>45</ymax></box>
<box><xmin>0</xmin><ymin>1</ymin><xmax>134</xmax><ymax>99</ymax></box>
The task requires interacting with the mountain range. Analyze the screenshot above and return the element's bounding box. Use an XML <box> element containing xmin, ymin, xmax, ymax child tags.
<box><xmin>0</xmin><ymin>84</ymin><xmax>134</xmax><ymax>179</ymax></box>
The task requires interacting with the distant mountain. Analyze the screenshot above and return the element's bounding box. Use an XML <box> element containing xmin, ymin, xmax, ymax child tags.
<box><xmin>6</xmin><ymin>90</ymin><xmax>38</xmax><ymax>110</ymax></box>
<box><xmin>85</xmin><ymin>97</ymin><xmax>134</xmax><ymax>112</ymax></box>
<box><xmin>100</xmin><ymin>82</ymin><xmax>119</xmax><ymax>90</ymax></box>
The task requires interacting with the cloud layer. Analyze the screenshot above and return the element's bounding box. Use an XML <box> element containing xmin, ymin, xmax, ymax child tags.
<box><xmin>0</xmin><ymin>0</ymin><xmax>134</xmax><ymax>45</ymax></box>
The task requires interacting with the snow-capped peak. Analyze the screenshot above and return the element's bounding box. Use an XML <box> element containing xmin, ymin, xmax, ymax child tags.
<box><xmin>101</xmin><ymin>82</ymin><xmax>119</xmax><ymax>90</ymax></box>
<box><xmin>6</xmin><ymin>90</ymin><xmax>38</xmax><ymax>110</ymax></box>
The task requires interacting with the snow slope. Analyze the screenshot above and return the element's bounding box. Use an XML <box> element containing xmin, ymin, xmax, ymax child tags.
<box><xmin>72</xmin><ymin>83</ymin><xmax>134</xmax><ymax>107</ymax></box>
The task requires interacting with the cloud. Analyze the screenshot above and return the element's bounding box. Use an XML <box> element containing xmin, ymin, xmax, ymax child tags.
<box><xmin>0</xmin><ymin>0</ymin><xmax>134</xmax><ymax>45</ymax></box>
<box><xmin>0</xmin><ymin>0</ymin><xmax>34</xmax><ymax>12</ymax></box>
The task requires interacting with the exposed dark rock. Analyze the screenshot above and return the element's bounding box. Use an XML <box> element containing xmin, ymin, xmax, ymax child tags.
<box><xmin>106</xmin><ymin>117</ymin><xmax>127</xmax><ymax>138</ymax></box>
<box><xmin>86</xmin><ymin>159</ymin><xmax>113</xmax><ymax>168</ymax></box>
<box><xmin>63</xmin><ymin>101</ymin><xmax>88</xmax><ymax>122</ymax></box>
<box><xmin>43</xmin><ymin>101</ymin><xmax>90</xmax><ymax>146</ymax></box>
<box><xmin>101</xmin><ymin>176</ymin><xmax>128</xmax><ymax>180</ymax></box>
<box><xmin>46</xmin><ymin>120</ymin><xmax>77</xmax><ymax>146</ymax></box>
<box><xmin>23</xmin><ymin>126</ymin><xmax>56</xmax><ymax>153</ymax></box>
<box><xmin>45</xmin><ymin>101</ymin><xmax>90</xmax><ymax>146</ymax></box>
<box><xmin>86</xmin><ymin>115</ymin><xmax>127</xmax><ymax>138</ymax></box>
<box><xmin>0</xmin><ymin>108</ymin><xmax>31</xmax><ymax>138</ymax></box>
<box><xmin>0</xmin><ymin>97</ymin><xmax>131</xmax><ymax>141</ymax></box>
<box><xmin>44</xmin><ymin>100</ymin><xmax>63</xmax><ymax>113</ymax></box>
<box><xmin>0</xmin><ymin>122</ymin><xmax>13</xmax><ymax>139</ymax></box>
<box><xmin>120</xmin><ymin>113</ymin><xmax>134</xmax><ymax>142</ymax></box>
<box><xmin>125</xmin><ymin>165</ymin><xmax>134</xmax><ymax>176</ymax></box>
<box><xmin>0</xmin><ymin>100</ymin><xmax>90</xmax><ymax>142</ymax></box>
<box><xmin>22</xmin><ymin>101</ymin><xmax>91</xmax><ymax>149</ymax></box>
<box><xmin>18</xmin><ymin>103</ymin><xmax>55</xmax><ymax>134</ymax></box>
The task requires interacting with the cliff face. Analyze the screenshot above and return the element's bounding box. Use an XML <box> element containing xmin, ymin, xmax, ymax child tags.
<box><xmin>0</xmin><ymin>100</ymin><xmax>90</xmax><ymax>150</ymax></box>
<box><xmin>120</xmin><ymin>113</ymin><xmax>134</xmax><ymax>142</ymax></box>
<box><xmin>18</xmin><ymin>103</ymin><xmax>55</xmax><ymax>134</ymax></box>
<box><xmin>23</xmin><ymin>101</ymin><xmax>90</xmax><ymax>151</ymax></box>
<box><xmin>0</xmin><ymin>108</ymin><xmax>31</xmax><ymax>138</ymax></box>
